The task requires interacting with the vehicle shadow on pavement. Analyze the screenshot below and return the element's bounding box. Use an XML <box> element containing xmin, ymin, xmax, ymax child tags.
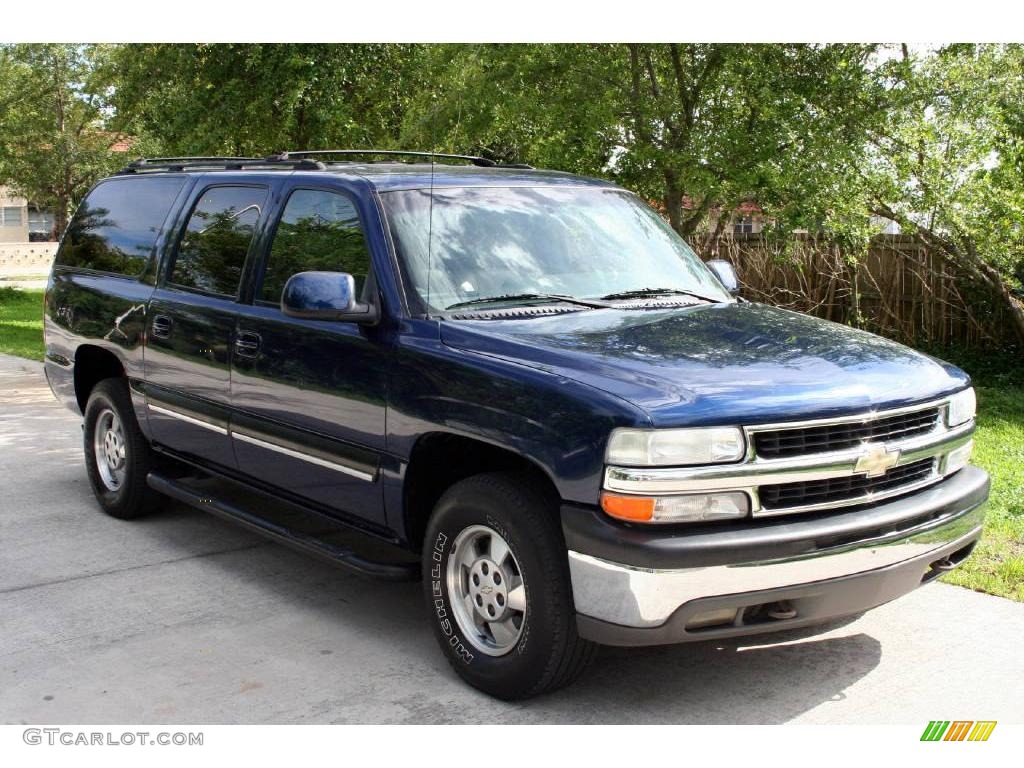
<box><xmin>541</xmin><ymin>632</ymin><xmax>882</xmax><ymax>723</ymax></box>
<box><xmin>113</xmin><ymin>502</ymin><xmax>883</xmax><ymax>725</ymax></box>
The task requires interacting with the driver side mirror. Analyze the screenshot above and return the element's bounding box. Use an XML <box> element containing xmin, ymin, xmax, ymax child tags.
<box><xmin>281</xmin><ymin>271</ymin><xmax>379</xmax><ymax>325</ymax></box>
<box><xmin>706</xmin><ymin>259</ymin><xmax>740</xmax><ymax>295</ymax></box>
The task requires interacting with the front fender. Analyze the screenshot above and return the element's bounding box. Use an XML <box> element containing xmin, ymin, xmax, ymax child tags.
<box><xmin>387</xmin><ymin>320</ymin><xmax>649</xmax><ymax>505</ymax></box>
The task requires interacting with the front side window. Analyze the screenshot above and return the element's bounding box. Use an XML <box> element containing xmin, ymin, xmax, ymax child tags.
<box><xmin>259</xmin><ymin>188</ymin><xmax>371</xmax><ymax>303</ymax></box>
<box><xmin>381</xmin><ymin>186</ymin><xmax>731</xmax><ymax>313</ymax></box>
<box><xmin>170</xmin><ymin>185</ymin><xmax>268</xmax><ymax>296</ymax></box>
<box><xmin>55</xmin><ymin>176</ymin><xmax>185</xmax><ymax>275</ymax></box>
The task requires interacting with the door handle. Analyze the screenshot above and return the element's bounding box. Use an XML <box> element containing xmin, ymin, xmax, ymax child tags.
<box><xmin>151</xmin><ymin>315</ymin><xmax>173</xmax><ymax>339</ymax></box>
<box><xmin>234</xmin><ymin>331</ymin><xmax>262</xmax><ymax>359</ymax></box>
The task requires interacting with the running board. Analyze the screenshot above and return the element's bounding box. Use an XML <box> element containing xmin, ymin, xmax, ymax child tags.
<box><xmin>146</xmin><ymin>472</ymin><xmax>419</xmax><ymax>582</ymax></box>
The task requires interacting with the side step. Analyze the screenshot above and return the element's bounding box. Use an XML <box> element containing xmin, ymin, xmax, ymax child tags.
<box><xmin>146</xmin><ymin>472</ymin><xmax>419</xmax><ymax>582</ymax></box>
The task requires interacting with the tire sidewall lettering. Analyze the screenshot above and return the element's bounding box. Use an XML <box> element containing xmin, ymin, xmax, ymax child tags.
<box><xmin>431</xmin><ymin>529</ymin><xmax>474</xmax><ymax>665</ymax></box>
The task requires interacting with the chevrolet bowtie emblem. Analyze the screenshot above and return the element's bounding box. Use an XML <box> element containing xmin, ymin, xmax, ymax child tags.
<box><xmin>854</xmin><ymin>443</ymin><xmax>901</xmax><ymax>477</ymax></box>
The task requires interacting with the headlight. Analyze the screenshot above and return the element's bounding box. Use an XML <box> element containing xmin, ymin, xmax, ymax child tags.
<box><xmin>606</xmin><ymin>427</ymin><xmax>745</xmax><ymax>466</ymax></box>
<box><xmin>947</xmin><ymin>388</ymin><xmax>976</xmax><ymax>427</ymax></box>
<box><xmin>601</xmin><ymin>491</ymin><xmax>751</xmax><ymax>524</ymax></box>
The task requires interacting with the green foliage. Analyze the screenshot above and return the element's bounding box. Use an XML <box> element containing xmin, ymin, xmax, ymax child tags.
<box><xmin>886</xmin><ymin>46</ymin><xmax>1024</xmax><ymax>279</ymax></box>
<box><xmin>862</xmin><ymin>45</ymin><xmax>1024</xmax><ymax>341</ymax></box>
<box><xmin>941</xmin><ymin>383</ymin><xmax>1024</xmax><ymax>601</ymax></box>
<box><xmin>400</xmin><ymin>44</ymin><xmax>886</xmax><ymax>239</ymax></box>
<box><xmin>107</xmin><ymin>44</ymin><xmax>426</xmax><ymax>156</ymax></box>
<box><xmin>0</xmin><ymin>44</ymin><xmax>140</xmax><ymax>234</ymax></box>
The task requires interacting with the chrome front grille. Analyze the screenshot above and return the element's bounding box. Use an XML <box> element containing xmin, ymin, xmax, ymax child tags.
<box><xmin>603</xmin><ymin>395</ymin><xmax>975</xmax><ymax>518</ymax></box>
<box><xmin>753</xmin><ymin>408</ymin><xmax>940</xmax><ymax>459</ymax></box>
<box><xmin>758</xmin><ymin>458</ymin><xmax>937</xmax><ymax>511</ymax></box>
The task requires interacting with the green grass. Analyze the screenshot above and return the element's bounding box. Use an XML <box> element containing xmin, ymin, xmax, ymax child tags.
<box><xmin>941</xmin><ymin>384</ymin><xmax>1024</xmax><ymax>600</ymax></box>
<box><xmin>0</xmin><ymin>287</ymin><xmax>44</xmax><ymax>361</ymax></box>
<box><xmin>0</xmin><ymin>285</ymin><xmax>1020</xmax><ymax>598</ymax></box>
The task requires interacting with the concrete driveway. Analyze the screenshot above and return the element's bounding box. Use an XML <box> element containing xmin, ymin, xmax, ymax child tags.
<box><xmin>1</xmin><ymin>353</ymin><xmax>1022</xmax><ymax>724</ymax></box>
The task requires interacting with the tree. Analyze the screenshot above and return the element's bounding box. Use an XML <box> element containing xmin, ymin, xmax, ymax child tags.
<box><xmin>107</xmin><ymin>44</ymin><xmax>426</xmax><ymax>156</ymax></box>
<box><xmin>863</xmin><ymin>44</ymin><xmax>1024</xmax><ymax>344</ymax></box>
<box><xmin>0</xmin><ymin>44</ymin><xmax>129</xmax><ymax>236</ymax></box>
<box><xmin>400</xmin><ymin>44</ymin><xmax>887</xmax><ymax>238</ymax></box>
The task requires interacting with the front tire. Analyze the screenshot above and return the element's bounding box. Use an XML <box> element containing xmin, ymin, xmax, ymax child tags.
<box><xmin>83</xmin><ymin>378</ymin><xmax>161</xmax><ymax>519</ymax></box>
<box><xmin>422</xmin><ymin>471</ymin><xmax>597</xmax><ymax>699</ymax></box>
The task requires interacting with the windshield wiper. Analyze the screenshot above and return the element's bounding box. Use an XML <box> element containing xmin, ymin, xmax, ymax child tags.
<box><xmin>598</xmin><ymin>287</ymin><xmax>719</xmax><ymax>303</ymax></box>
<box><xmin>446</xmin><ymin>293</ymin><xmax>611</xmax><ymax>311</ymax></box>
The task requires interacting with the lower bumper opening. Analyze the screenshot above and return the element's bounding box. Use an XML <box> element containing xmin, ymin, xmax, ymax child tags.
<box><xmin>921</xmin><ymin>539</ymin><xmax>977</xmax><ymax>585</ymax></box>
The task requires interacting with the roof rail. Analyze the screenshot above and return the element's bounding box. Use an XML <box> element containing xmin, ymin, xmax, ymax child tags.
<box><xmin>276</xmin><ymin>149</ymin><xmax>533</xmax><ymax>169</ymax></box>
<box><xmin>276</xmin><ymin>149</ymin><xmax>495</xmax><ymax>167</ymax></box>
<box><xmin>116</xmin><ymin>150</ymin><xmax>534</xmax><ymax>175</ymax></box>
<box><xmin>117</xmin><ymin>156</ymin><xmax>326</xmax><ymax>174</ymax></box>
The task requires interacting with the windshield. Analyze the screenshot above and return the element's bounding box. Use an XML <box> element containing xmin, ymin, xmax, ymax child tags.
<box><xmin>381</xmin><ymin>186</ymin><xmax>732</xmax><ymax>313</ymax></box>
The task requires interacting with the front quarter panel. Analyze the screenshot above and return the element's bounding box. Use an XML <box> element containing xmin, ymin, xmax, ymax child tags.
<box><xmin>387</xmin><ymin>319</ymin><xmax>650</xmax><ymax>506</ymax></box>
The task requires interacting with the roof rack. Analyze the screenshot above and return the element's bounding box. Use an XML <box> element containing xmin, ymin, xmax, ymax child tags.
<box><xmin>275</xmin><ymin>149</ymin><xmax>533</xmax><ymax>169</ymax></box>
<box><xmin>118</xmin><ymin>156</ymin><xmax>326</xmax><ymax>174</ymax></box>
<box><xmin>116</xmin><ymin>150</ymin><xmax>534</xmax><ymax>175</ymax></box>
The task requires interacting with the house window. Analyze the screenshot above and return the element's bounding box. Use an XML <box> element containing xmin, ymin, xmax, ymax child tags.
<box><xmin>733</xmin><ymin>215</ymin><xmax>753</xmax><ymax>235</ymax></box>
<box><xmin>1</xmin><ymin>206</ymin><xmax>23</xmax><ymax>227</ymax></box>
<box><xmin>27</xmin><ymin>209</ymin><xmax>55</xmax><ymax>236</ymax></box>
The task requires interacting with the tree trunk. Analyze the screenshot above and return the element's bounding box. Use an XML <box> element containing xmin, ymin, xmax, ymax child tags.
<box><xmin>53</xmin><ymin>197</ymin><xmax>69</xmax><ymax>240</ymax></box>
<box><xmin>662</xmin><ymin>169</ymin><xmax>683</xmax><ymax>234</ymax></box>
<box><xmin>870</xmin><ymin>205</ymin><xmax>1024</xmax><ymax>347</ymax></box>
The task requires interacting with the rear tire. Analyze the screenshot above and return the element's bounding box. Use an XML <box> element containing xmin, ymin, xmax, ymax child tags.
<box><xmin>83</xmin><ymin>378</ymin><xmax>162</xmax><ymax>519</ymax></box>
<box><xmin>422</xmin><ymin>471</ymin><xmax>597</xmax><ymax>699</ymax></box>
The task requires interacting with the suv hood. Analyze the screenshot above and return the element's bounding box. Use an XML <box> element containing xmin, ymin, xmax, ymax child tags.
<box><xmin>440</xmin><ymin>302</ymin><xmax>969</xmax><ymax>427</ymax></box>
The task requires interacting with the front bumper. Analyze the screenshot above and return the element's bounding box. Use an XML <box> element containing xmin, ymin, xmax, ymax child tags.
<box><xmin>563</xmin><ymin>465</ymin><xmax>989</xmax><ymax>646</ymax></box>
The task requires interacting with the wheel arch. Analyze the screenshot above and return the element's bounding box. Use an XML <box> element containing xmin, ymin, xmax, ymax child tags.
<box><xmin>402</xmin><ymin>431</ymin><xmax>561</xmax><ymax>551</ymax></box>
<box><xmin>74</xmin><ymin>344</ymin><xmax>127</xmax><ymax>412</ymax></box>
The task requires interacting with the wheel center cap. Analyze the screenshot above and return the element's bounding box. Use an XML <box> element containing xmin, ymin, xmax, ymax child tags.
<box><xmin>468</xmin><ymin>558</ymin><xmax>509</xmax><ymax>621</ymax></box>
<box><xmin>104</xmin><ymin>432</ymin><xmax>123</xmax><ymax>468</ymax></box>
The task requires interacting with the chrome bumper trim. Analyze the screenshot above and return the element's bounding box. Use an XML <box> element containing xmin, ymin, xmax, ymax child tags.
<box><xmin>567</xmin><ymin>495</ymin><xmax>986</xmax><ymax>629</ymax></box>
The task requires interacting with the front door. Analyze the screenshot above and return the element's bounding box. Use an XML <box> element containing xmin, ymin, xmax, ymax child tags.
<box><xmin>145</xmin><ymin>183</ymin><xmax>270</xmax><ymax>470</ymax></box>
<box><xmin>229</xmin><ymin>185</ymin><xmax>390</xmax><ymax>526</ymax></box>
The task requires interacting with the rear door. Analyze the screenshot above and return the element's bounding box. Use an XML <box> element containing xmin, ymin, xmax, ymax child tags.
<box><xmin>228</xmin><ymin>182</ymin><xmax>390</xmax><ymax>525</ymax></box>
<box><xmin>144</xmin><ymin>181</ymin><xmax>271</xmax><ymax>470</ymax></box>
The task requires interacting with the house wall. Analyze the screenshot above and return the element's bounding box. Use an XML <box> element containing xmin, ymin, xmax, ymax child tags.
<box><xmin>703</xmin><ymin>208</ymin><xmax>766</xmax><ymax>235</ymax></box>
<box><xmin>0</xmin><ymin>187</ymin><xmax>30</xmax><ymax>243</ymax></box>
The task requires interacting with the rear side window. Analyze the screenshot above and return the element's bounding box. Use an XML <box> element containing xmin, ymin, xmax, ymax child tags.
<box><xmin>55</xmin><ymin>177</ymin><xmax>185</xmax><ymax>275</ymax></box>
<box><xmin>259</xmin><ymin>188</ymin><xmax>372</xmax><ymax>303</ymax></box>
<box><xmin>169</xmin><ymin>185</ymin><xmax>268</xmax><ymax>297</ymax></box>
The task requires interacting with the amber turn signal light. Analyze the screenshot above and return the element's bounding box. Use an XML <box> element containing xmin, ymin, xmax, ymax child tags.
<box><xmin>600</xmin><ymin>493</ymin><xmax>655</xmax><ymax>522</ymax></box>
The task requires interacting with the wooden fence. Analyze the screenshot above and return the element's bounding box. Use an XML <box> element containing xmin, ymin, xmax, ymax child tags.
<box><xmin>695</xmin><ymin>234</ymin><xmax>1012</xmax><ymax>349</ymax></box>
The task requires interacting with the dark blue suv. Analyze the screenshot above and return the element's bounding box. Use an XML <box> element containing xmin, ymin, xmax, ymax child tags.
<box><xmin>43</xmin><ymin>151</ymin><xmax>989</xmax><ymax>699</ymax></box>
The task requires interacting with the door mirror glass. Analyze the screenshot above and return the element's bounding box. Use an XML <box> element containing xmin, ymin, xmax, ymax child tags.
<box><xmin>706</xmin><ymin>259</ymin><xmax>740</xmax><ymax>295</ymax></box>
<box><xmin>281</xmin><ymin>271</ymin><xmax>378</xmax><ymax>324</ymax></box>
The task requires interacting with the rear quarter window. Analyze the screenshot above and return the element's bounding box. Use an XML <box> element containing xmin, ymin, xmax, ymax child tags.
<box><xmin>55</xmin><ymin>176</ymin><xmax>186</xmax><ymax>276</ymax></box>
